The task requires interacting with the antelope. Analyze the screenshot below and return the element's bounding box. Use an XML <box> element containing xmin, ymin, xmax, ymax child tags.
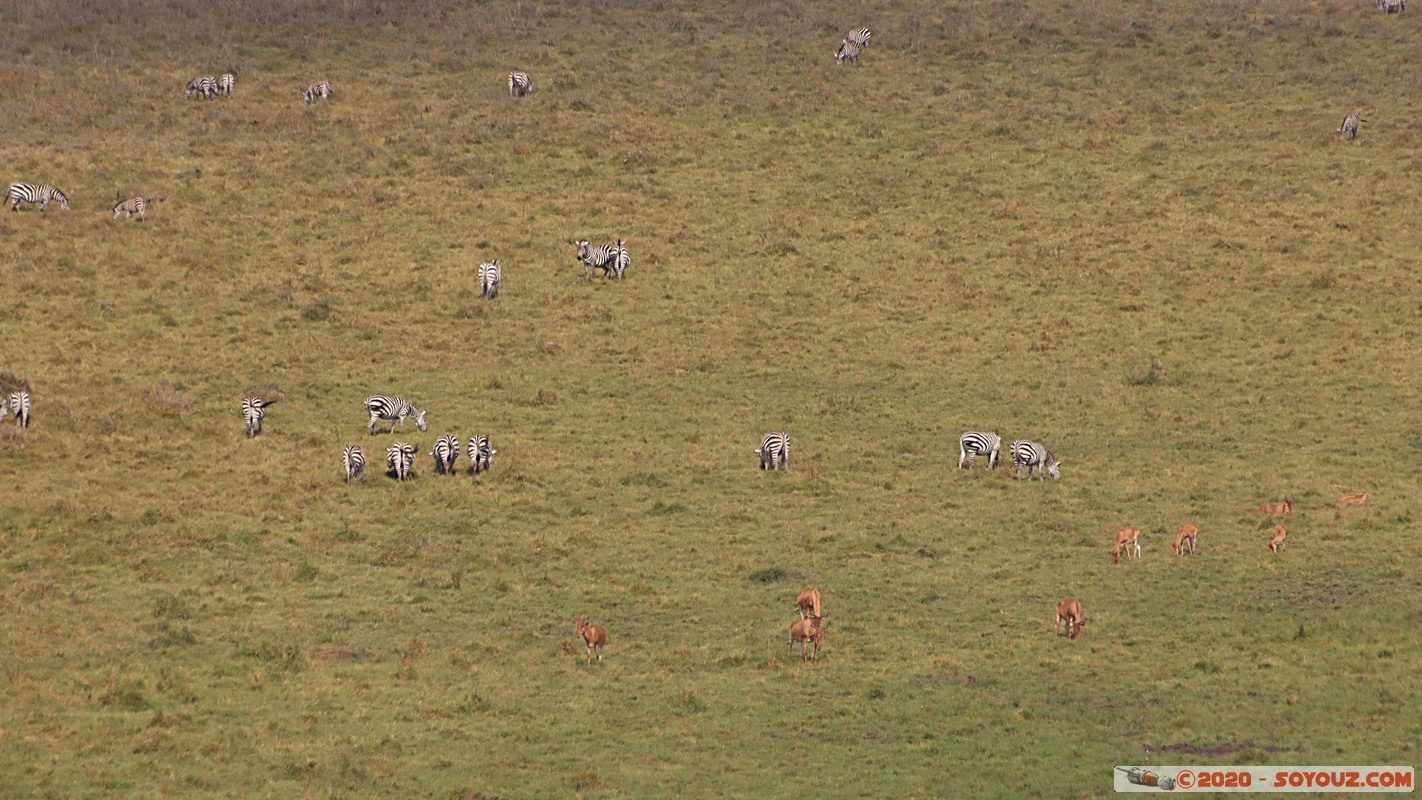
<box><xmin>576</xmin><ymin>618</ymin><xmax>607</xmax><ymax>666</ymax></box>
<box><xmin>1258</xmin><ymin>499</ymin><xmax>1292</xmax><ymax>515</ymax></box>
<box><xmin>1338</xmin><ymin>491</ymin><xmax>1369</xmax><ymax>507</ymax></box>
<box><xmin>1268</xmin><ymin>525</ymin><xmax>1287</xmax><ymax>553</ymax></box>
<box><xmin>1173</xmin><ymin>523</ymin><xmax>1199</xmax><ymax>556</ymax></box>
<box><xmin>796</xmin><ymin>587</ymin><xmax>822</xmax><ymax>620</ymax></box>
<box><xmin>1112</xmin><ymin>526</ymin><xmax>1140</xmax><ymax>565</ymax></box>
<box><xmin>1055</xmin><ymin>598</ymin><xmax>1085</xmax><ymax>639</ymax></box>
<box><xmin>789</xmin><ymin>615</ymin><xmax>825</xmax><ymax>662</ymax></box>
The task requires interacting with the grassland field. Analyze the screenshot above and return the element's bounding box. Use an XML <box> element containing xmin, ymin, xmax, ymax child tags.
<box><xmin>2</xmin><ymin>0</ymin><xmax>1422</xmax><ymax>797</ymax></box>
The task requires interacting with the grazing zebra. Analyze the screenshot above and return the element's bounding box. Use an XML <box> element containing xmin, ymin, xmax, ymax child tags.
<box><xmin>365</xmin><ymin>395</ymin><xmax>428</xmax><ymax>435</ymax></box>
<box><xmin>958</xmin><ymin>431</ymin><xmax>1002</xmax><ymax>470</ymax></box>
<box><xmin>112</xmin><ymin>196</ymin><xmax>148</xmax><ymax>220</ymax></box>
<box><xmin>1010</xmin><ymin>439</ymin><xmax>1062</xmax><ymax>481</ymax></box>
<box><xmin>304</xmin><ymin>81</ymin><xmax>331</xmax><ymax>104</ymax></box>
<box><xmin>845</xmin><ymin>27</ymin><xmax>871</xmax><ymax>48</ymax></box>
<box><xmin>343</xmin><ymin>444</ymin><xmax>367</xmax><ymax>482</ymax></box>
<box><xmin>1337</xmin><ymin>111</ymin><xmax>1363</xmax><ymax>141</ymax></box>
<box><xmin>835</xmin><ymin>39</ymin><xmax>862</xmax><ymax>65</ymax></box>
<box><xmin>242</xmin><ymin>396</ymin><xmax>273</xmax><ymax>438</ymax></box>
<box><xmin>479</xmin><ymin>260</ymin><xmax>502</xmax><ymax>299</ymax></box>
<box><xmin>185</xmin><ymin>76</ymin><xmax>217</xmax><ymax>99</ymax></box>
<box><xmin>6</xmin><ymin>183</ymin><xmax>70</xmax><ymax>212</ymax></box>
<box><xmin>757</xmin><ymin>431</ymin><xmax>790</xmax><ymax>470</ymax></box>
<box><xmin>386</xmin><ymin>441</ymin><xmax>417</xmax><ymax>481</ymax></box>
<box><xmin>1379</xmin><ymin>0</ymin><xmax>1405</xmax><ymax>12</ymax></box>
<box><xmin>611</xmin><ymin>239</ymin><xmax>631</xmax><ymax>279</ymax></box>
<box><xmin>468</xmin><ymin>435</ymin><xmax>497</xmax><ymax>474</ymax></box>
<box><xmin>575</xmin><ymin>240</ymin><xmax>618</xmax><ymax>279</ymax></box>
<box><xmin>508</xmin><ymin>71</ymin><xmax>533</xmax><ymax>97</ymax></box>
<box><xmin>218</xmin><ymin>72</ymin><xmax>235</xmax><ymax>96</ymax></box>
<box><xmin>432</xmin><ymin>435</ymin><xmax>461</xmax><ymax>475</ymax></box>
<box><xmin>9</xmin><ymin>390</ymin><xmax>31</xmax><ymax>429</ymax></box>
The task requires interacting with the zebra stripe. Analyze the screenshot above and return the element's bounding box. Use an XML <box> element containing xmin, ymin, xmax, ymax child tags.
<box><xmin>242</xmin><ymin>396</ymin><xmax>272</xmax><ymax>438</ymax></box>
<box><xmin>6</xmin><ymin>183</ymin><xmax>70</xmax><ymax>212</ymax></box>
<box><xmin>218</xmin><ymin>72</ymin><xmax>235</xmax><ymax>96</ymax></box>
<box><xmin>845</xmin><ymin>28</ymin><xmax>871</xmax><ymax>48</ymax></box>
<box><xmin>305</xmin><ymin>81</ymin><xmax>331</xmax><ymax>104</ymax></box>
<box><xmin>1338</xmin><ymin>111</ymin><xmax>1362</xmax><ymax>141</ymax></box>
<box><xmin>835</xmin><ymin>39</ymin><xmax>862</xmax><ymax>65</ymax></box>
<box><xmin>9</xmin><ymin>391</ymin><xmax>31</xmax><ymax>429</ymax></box>
<box><xmin>468</xmin><ymin>435</ymin><xmax>496</xmax><ymax>474</ymax></box>
<box><xmin>1010</xmin><ymin>439</ymin><xmax>1061</xmax><ymax>481</ymax></box>
<box><xmin>432</xmin><ymin>435</ymin><xmax>461</xmax><ymax>475</ymax></box>
<box><xmin>343</xmin><ymin>445</ymin><xmax>367</xmax><ymax>482</ymax></box>
<box><xmin>508</xmin><ymin>71</ymin><xmax>533</xmax><ymax>97</ymax></box>
<box><xmin>365</xmin><ymin>395</ymin><xmax>427</xmax><ymax>435</ymax></box>
<box><xmin>479</xmin><ymin>260</ymin><xmax>502</xmax><ymax>299</ymax></box>
<box><xmin>958</xmin><ymin>431</ymin><xmax>1002</xmax><ymax>470</ymax></box>
<box><xmin>185</xmin><ymin>76</ymin><xmax>217</xmax><ymax>99</ymax></box>
<box><xmin>112</xmin><ymin>196</ymin><xmax>148</xmax><ymax>220</ymax></box>
<box><xmin>576</xmin><ymin>240</ymin><xmax>619</xmax><ymax>279</ymax></box>
<box><xmin>757</xmin><ymin>431</ymin><xmax>790</xmax><ymax>470</ymax></box>
<box><xmin>386</xmin><ymin>441</ymin><xmax>417</xmax><ymax>481</ymax></box>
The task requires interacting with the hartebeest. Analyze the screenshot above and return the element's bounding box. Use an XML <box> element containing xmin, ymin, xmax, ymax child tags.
<box><xmin>576</xmin><ymin>618</ymin><xmax>607</xmax><ymax>666</ymax></box>
<box><xmin>1174</xmin><ymin>523</ymin><xmax>1199</xmax><ymax>556</ymax></box>
<box><xmin>1268</xmin><ymin>525</ymin><xmax>1287</xmax><ymax>553</ymax></box>
<box><xmin>1055</xmin><ymin>598</ymin><xmax>1085</xmax><ymax>639</ymax></box>
<box><xmin>1112</xmin><ymin>526</ymin><xmax>1141</xmax><ymax>565</ymax></box>
<box><xmin>789</xmin><ymin>615</ymin><xmax>825</xmax><ymax>662</ymax></box>
<box><xmin>796</xmin><ymin>587</ymin><xmax>822</xmax><ymax>620</ymax></box>
<box><xmin>1258</xmin><ymin>499</ymin><xmax>1293</xmax><ymax>515</ymax></box>
<box><xmin>1338</xmin><ymin>491</ymin><xmax>1369</xmax><ymax>507</ymax></box>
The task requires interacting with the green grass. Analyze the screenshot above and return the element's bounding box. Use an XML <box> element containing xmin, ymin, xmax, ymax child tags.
<box><xmin>3</xmin><ymin>0</ymin><xmax>1422</xmax><ymax>797</ymax></box>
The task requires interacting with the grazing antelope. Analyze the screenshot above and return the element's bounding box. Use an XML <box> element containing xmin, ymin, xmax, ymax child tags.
<box><xmin>1258</xmin><ymin>499</ymin><xmax>1292</xmax><ymax>515</ymax></box>
<box><xmin>789</xmin><ymin>615</ymin><xmax>825</xmax><ymax>662</ymax></box>
<box><xmin>576</xmin><ymin>618</ymin><xmax>607</xmax><ymax>666</ymax></box>
<box><xmin>1174</xmin><ymin>523</ymin><xmax>1199</xmax><ymax>556</ymax></box>
<box><xmin>1055</xmin><ymin>598</ymin><xmax>1085</xmax><ymax>639</ymax></box>
<box><xmin>796</xmin><ymin>587</ymin><xmax>822</xmax><ymax>620</ymax></box>
<box><xmin>1112</xmin><ymin>526</ymin><xmax>1140</xmax><ymax>565</ymax></box>
<box><xmin>1268</xmin><ymin>525</ymin><xmax>1287</xmax><ymax>553</ymax></box>
<box><xmin>1338</xmin><ymin>491</ymin><xmax>1369</xmax><ymax>507</ymax></box>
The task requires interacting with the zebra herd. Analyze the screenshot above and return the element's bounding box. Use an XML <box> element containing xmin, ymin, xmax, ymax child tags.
<box><xmin>958</xmin><ymin>432</ymin><xmax>1063</xmax><ymax>481</ymax></box>
<box><xmin>835</xmin><ymin>28</ymin><xmax>871</xmax><ymax>65</ymax></box>
<box><xmin>575</xmin><ymin>239</ymin><xmax>632</xmax><ymax>280</ymax></box>
<box><xmin>185</xmin><ymin>72</ymin><xmax>236</xmax><ymax>100</ymax></box>
<box><xmin>1</xmin><ymin>390</ymin><xmax>32</xmax><ymax>429</ymax></box>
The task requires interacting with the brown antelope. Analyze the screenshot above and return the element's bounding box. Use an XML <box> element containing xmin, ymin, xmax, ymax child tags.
<box><xmin>1173</xmin><ymin>523</ymin><xmax>1199</xmax><ymax>556</ymax></box>
<box><xmin>789</xmin><ymin>615</ymin><xmax>825</xmax><ymax>662</ymax></box>
<box><xmin>1055</xmin><ymin>598</ymin><xmax>1085</xmax><ymax>639</ymax></box>
<box><xmin>1338</xmin><ymin>491</ymin><xmax>1369</xmax><ymax>507</ymax></box>
<box><xmin>576</xmin><ymin>618</ymin><xmax>607</xmax><ymax>666</ymax></box>
<box><xmin>1112</xmin><ymin>526</ymin><xmax>1140</xmax><ymax>565</ymax></box>
<box><xmin>1268</xmin><ymin>525</ymin><xmax>1287</xmax><ymax>553</ymax></box>
<box><xmin>796</xmin><ymin>587</ymin><xmax>822</xmax><ymax>620</ymax></box>
<box><xmin>1258</xmin><ymin>499</ymin><xmax>1292</xmax><ymax>515</ymax></box>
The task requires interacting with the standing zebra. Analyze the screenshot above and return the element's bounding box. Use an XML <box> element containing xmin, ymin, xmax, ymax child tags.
<box><xmin>845</xmin><ymin>28</ymin><xmax>871</xmax><ymax>48</ymax></box>
<box><xmin>508</xmin><ymin>71</ymin><xmax>533</xmax><ymax>97</ymax></box>
<box><xmin>1010</xmin><ymin>439</ymin><xmax>1062</xmax><ymax>481</ymax></box>
<box><xmin>218</xmin><ymin>72</ymin><xmax>236</xmax><ymax>96</ymax></box>
<box><xmin>185</xmin><ymin>76</ymin><xmax>217</xmax><ymax>99</ymax></box>
<box><xmin>242</xmin><ymin>396</ymin><xmax>273</xmax><ymax>438</ymax></box>
<box><xmin>432</xmin><ymin>435</ymin><xmax>461</xmax><ymax>475</ymax></box>
<box><xmin>757</xmin><ymin>431</ymin><xmax>790</xmax><ymax>470</ymax></box>
<box><xmin>112</xmin><ymin>196</ymin><xmax>149</xmax><ymax>220</ymax></box>
<box><xmin>611</xmin><ymin>239</ymin><xmax>631</xmax><ymax>279</ymax></box>
<box><xmin>6</xmin><ymin>183</ymin><xmax>70</xmax><ymax>212</ymax></box>
<box><xmin>479</xmin><ymin>260</ymin><xmax>502</xmax><ymax>299</ymax></box>
<box><xmin>305</xmin><ymin>81</ymin><xmax>331</xmax><ymax>104</ymax></box>
<box><xmin>9</xmin><ymin>390</ymin><xmax>31</xmax><ymax>429</ymax></box>
<box><xmin>835</xmin><ymin>39</ymin><xmax>862</xmax><ymax>65</ymax></box>
<box><xmin>387</xmin><ymin>441</ymin><xmax>417</xmax><ymax>481</ymax></box>
<box><xmin>365</xmin><ymin>395</ymin><xmax>428</xmax><ymax>435</ymax></box>
<box><xmin>1337</xmin><ymin>111</ymin><xmax>1363</xmax><ymax>141</ymax></box>
<box><xmin>468</xmin><ymin>435</ymin><xmax>497</xmax><ymax>474</ymax></box>
<box><xmin>343</xmin><ymin>444</ymin><xmax>367</xmax><ymax>482</ymax></box>
<box><xmin>575</xmin><ymin>240</ymin><xmax>619</xmax><ymax>279</ymax></box>
<box><xmin>958</xmin><ymin>431</ymin><xmax>1002</xmax><ymax>470</ymax></box>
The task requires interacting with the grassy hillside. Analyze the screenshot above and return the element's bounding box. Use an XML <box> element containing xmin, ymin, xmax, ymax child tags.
<box><xmin>2</xmin><ymin>0</ymin><xmax>1420</xmax><ymax>797</ymax></box>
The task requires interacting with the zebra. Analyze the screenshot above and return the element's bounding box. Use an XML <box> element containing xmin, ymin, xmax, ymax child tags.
<box><xmin>1337</xmin><ymin>111</ymin><xmax>1363</xmax><ymax>141</ymax></box>
<box><xmin>305</xmin><ymin>81</ymin><xmax>331</xmax><ymax>104</ymax></box>
<box><xmin>757</xmin><ymin>431</ymin><xmax>790</xmax><ymax>470</ymax></box>
<box><xmin>112</xmin><ymin>196</ymin><xmax>148</xmax><ymax>220</ymax></box>
<box><xmin>242</xmin><ymin>396</ymin><xmax>273</xmax><ymax>438</ymax></box>
<box><xmin>835</xmin><ymin>39</ymin><xmax>862</xmax><ymax>65</ymax></box>
<box><xmin>365</xmin><ymin>395</ymin><xmax>427</xmax><ymax>435</ymax></box>
<box><xmin>508</xmin><ymin>71</ymin><xmax>533</xmax><ymax>97</ymax></box>
<box><xmin>6</xmin><ymin>183</ymin><xmax>70</xmax><ymax>212</ymax></box>
<box><xmin>432</xmin><ymin>435</ymin><xmax>461</xmax><ymax>475</ymax></box>
<box><xmin>958</xmin><ymin>431</ymin><xmax>1002</xmax><ymax>470</ymax></box>
<box><xmin>611</xmin><ymin>239</ymin><xmax>631</xmax><ymax>279</ymax></box>
<box><xmin>9</xmin><ymin>390</ymin><xmax>31</xmax><ymax>429</ymax></box>
<box><xmin>1010</xmin><ymin>439</ymin><xmax>1062</xmax><ymax>481</ymax></box>
<box><xmin>468</xmin><ymin>435</ymin><xmax>497</xmax><ymax>474</ymax></box>
<box><xmin>218</xmin><ymin>72</ymin><xmax>236</xmax><ymax>96</ymax></box>
<box><xmin>343</xmin><ymin>444</ymin><xmax>367</xmax><ymax>482</ymax></box>
<box><xmin>479</xmin><ymin>260</ymin><xmax>502</xmax><ymax>299</ymax></box>
<box><xmin>845</xmin><ymin>27</ymin><xmax>871</xmax><ymax>48</ymax></box>
<box><xmin>387</xmin><ymin>441</ymin><xmax>417</xmax><ymax>481</ymax></box>
<box><xmin>575</xmin><ymin>240</ymin><xmax>619</xmax><ymax>279</ymax></box>
<box><xmin>1379</xmin><ymin>0</ymin><xmax>1405</xmax><ymax>11</ymax></box>
<box><xmin>185</xmin><ymin>76</ymin><xmax>217</xmax><ymax>99</ymax></box>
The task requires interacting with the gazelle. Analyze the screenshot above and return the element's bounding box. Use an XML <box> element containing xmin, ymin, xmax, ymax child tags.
<box><xmin>789</xmin><ymin>615</ymin><xmax>825</xmax><ymax>662</ymax></box>
<box><xmin>1338</xmin><ymin>492</ymin><xmax>1369</xmax><ymax>507</ymax></box>
<box><xmin>1055</xmin><ymin>598</ymin><xmax>1085</xmax><ymax>639</ymax></box>
<box><xmin>1173</xmin><ymin>524</ymin><xmax>1199</xmax><ymax>556</ymax></box>
<box><xmin>1258</xmin><ymin>499</ymin><xmax>1292</xmax><ymax>515</ymax></box>
<box><xmin>1268</xmin><ymin>525</ymin><xmax>1287</xmax><ymax>553</ymax></box>
<box><xmin>1112</xmin><ymin>526</ymin><xmax>1141</xmax><ymax>565</ymax></box>
<box><xmin>796</xmin><ymin>587</ymin><xmax>822</xmax><ymax>620</ymax></box>
<box><xmin>576</xmin><ymin>618</ymin><xmax>607</xmax><ymax>666</ymax></box>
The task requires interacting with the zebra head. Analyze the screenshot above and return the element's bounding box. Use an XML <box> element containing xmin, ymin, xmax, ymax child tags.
<box><xmin>414</xmin><ymin>408</ymin><xmax>428</xmax><ymax>432</ymax></box>
<box><xmin>54</xmin><ymin>191</ymin><xmax>70</xmax><ymax>211</ymax></box>
<box><xmin>1047</xmin><ymin>459</ymin><xmax>1063</xmax><ymax>480</ymax></box>
<box><xmin>575</xmin><ymin>239</ymin><xmax>591</xmax><ymax>262</ymax></box>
